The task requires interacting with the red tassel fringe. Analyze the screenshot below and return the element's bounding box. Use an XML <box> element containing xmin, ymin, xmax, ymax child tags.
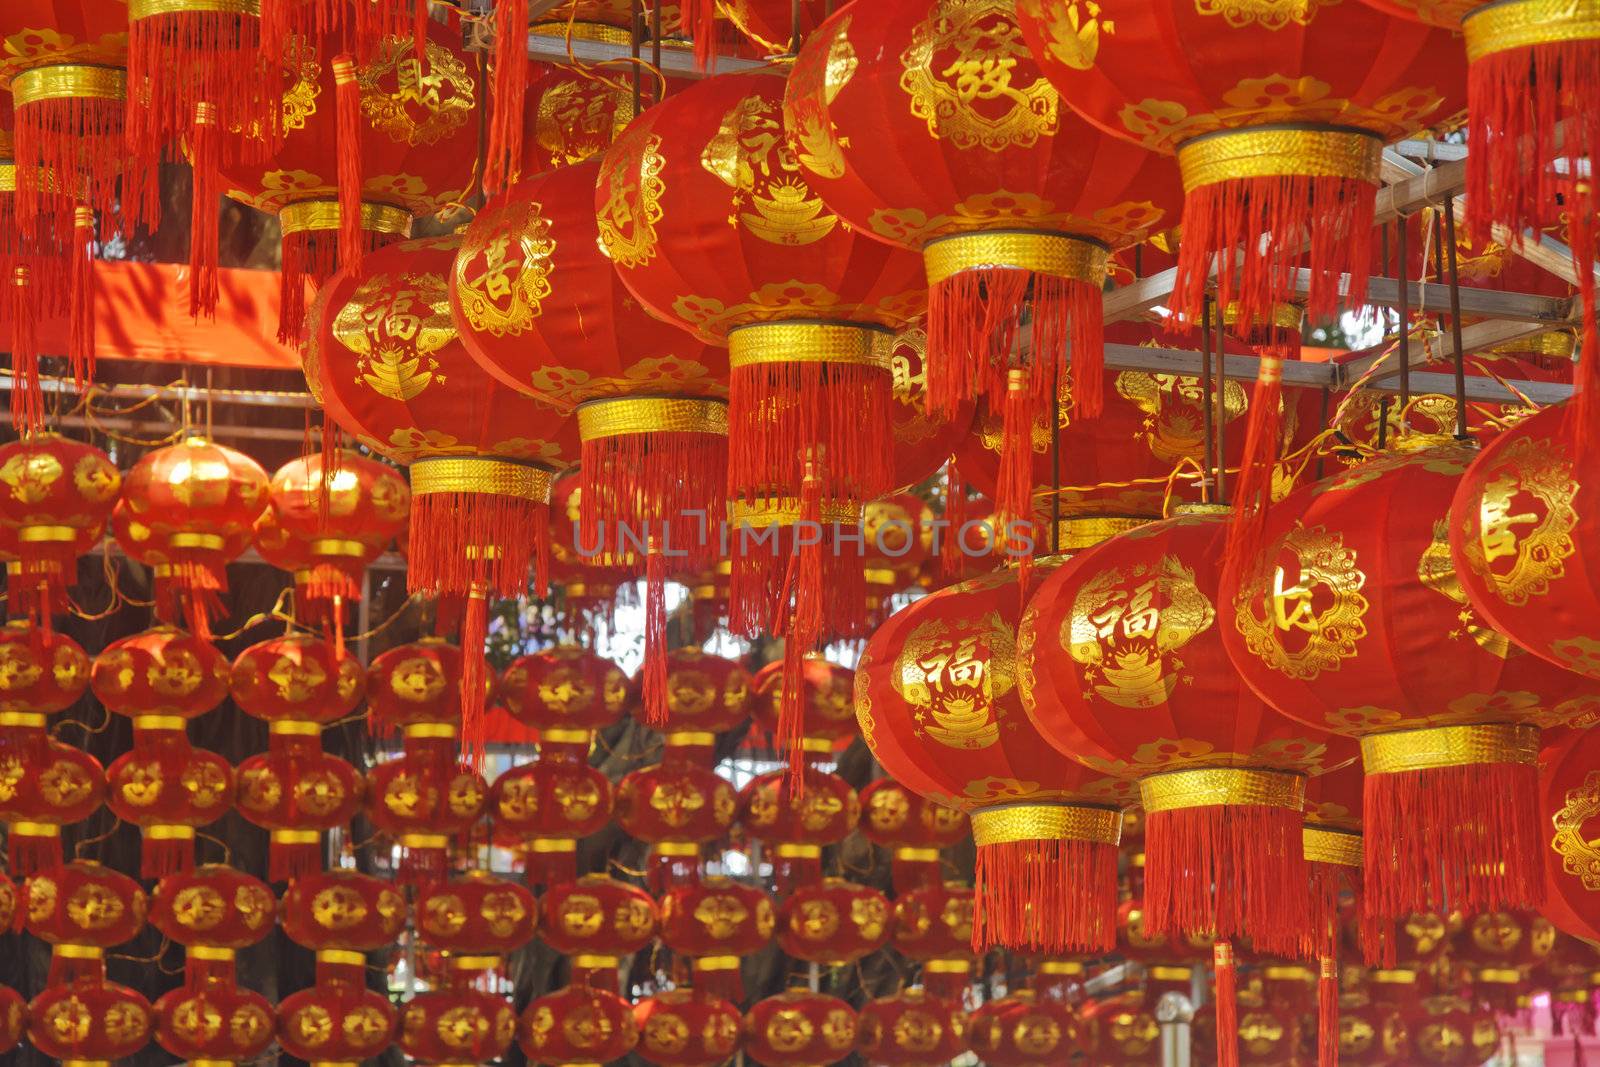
<box><xmin>1174</xmin><ymin>174</ymin><xmax>1375</xmax><ymax>329</ymax></box>
<box><xmin>188</xmin><ymin>104</ymin><xmax>222</xmax><ymax>320</ymax></box>
<box><xmin>9</xmin><ymin>828</ymin><xmax>61</xmax><ymax>876</ymax></box>
<box><xmin>1143</xmin><ymin>802</ymin><xmax>1308</xmax><ymax>958</ymax></box>
<box><xmin>406</xmin><ymin>489</ymin><xmax>546</xmax><ymax>600</ymax></box>
<box><xmin>642</xmin><ymin>546</ymin><xmax>668</xmax><ymax>728</ymax></box>
<box><xmin>278</xmin><ymin>226</ymin><xmax>402</xmax><ymax>345</ymax></box>
<box><xmin>1318</xmin><ymin>954</ymin><xmax>1338</xmax><ymax>1067</ymax></box>
<box><xmin>9</xmin><ymin>267</ymin><xmax>40</xmax><ymax>431</ymax></box>
<box><xmin>68</xmin><ymin>207</ymin><xmax>95</xmax><ymax>385</ymax></box>
<box><xmin>13</xmin><ymin>95</ymin><xmax>123</xmax><ymax>224</ymax></box>
<box><xmin>1224</xmin><ymin>353</ymin><xmax>1284</xmax><ymax>564</ymax></box>
<box><xmin>684</xmin><ymin>0</ymin><xmax>718</xmax><ymax>69</ymax></box>
<box><xmin>486</xmin><ymin>0</ymin><xmax>529</xmax><ymax>197</ymax></box>
<box><xmin>941</xmin><ymin>459</ymin><xmax>971</xmax><ymax>579</ymax></box>
<box><xmin>1214</xmin><ymin>940</ymin><xmax>1240</xmax><ymax>1067</ymax></box>
<box><xmin>995</xmin><ymin>369</ymin><xmax>1036</xmax><ymax>566</ymax></box>
<box><xmin>333</xmin><ymin>55</ymin><xmax>365</xmax><ymax>273</ymax></box>
<box><xmin>460</xmin><ymin>590</ymin><xmax>489</xmax><ymax>771</ymax></box>
<box><xmin>971</xmin><ymin>837</ymin><xmax>1118</xmax><ymax>954</ymax></box>
<box><xmin>269</xmin><ymin>834</ymin><xmax>322</xmax><ymax>883</ymax></box>
<box><xmin>1362</xmin><ymin>758</ymin><xmax>1544</xmax><ymax>920</ymax></box>
<box><xmin>141</xmin><ymin>829</ymin><xmax>195</xmax><ymax>879</ymax></box>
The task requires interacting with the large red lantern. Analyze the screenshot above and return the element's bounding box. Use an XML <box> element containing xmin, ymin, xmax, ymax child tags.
<box><xmin>231</xmin><ymin>632</ymin><xmax>365</xmax><ymax>727</ymax></box>
<box><xmin>1015</xmin><ymin>0</ymin><xmax>1465</xmax><ymax>536</ymax></box>
<box><xmin>776</xmin><ymin>878</ymin><xmax>893</xmax><ymax>965</ymax></box>
<box><xmin>744</xmin><ymin>990</ymin><xmax>858</xmax><ymax>1067</ymax></box>
<box><xmin>858</xmin><ymin>778</ymin><xmax>968</xmax><ymax>894</ymax></box>
<box><xmin>1449</xmin><ymin>404</ymin><xmax>1600</xmax><ymax>683</ymax></box>
<box><xmin>785</xmin><ymin>0</ymin><xmax>1182</xmax><ymax>540</ymax></box>
<box><xmin>105</xmin><ymin>724</ymin><xmax>233</xmax><ymax>878</ymax></box>
<box><xmin>1221</xmin><ymin>444</ymin><xmax>1600</xmax><ymax>922</ymax></box>
<box><xmin>0</xmin><ymin>2</ymin><xmax>127</xmax><ymax>413</ymax></box>
<box><xmin>221</xmin><ymin>20</ymin><xmax>479</xmax><ymax>336</ymax></box>
<box><xmin>892</xmin><ymin>882</ymin><xmax>977</xmax><ymax>1000</ymax></box>
<box><xmin>658</xmin><ymin>876</ymin><xmax>775</xmax><ymax>1001</ymax></box>
<box><xmin>312</xmin><ymin>233</ymin><xmax>579</xmax><ymax>757</ymax></box>
<box><xmin>366</xmin><ymin>724</ymin><xmax>489</xmax><ymax>884</ymax></box>
<box><xmin>28</xmin><ymin>979</ymin><xmax>154</xmax><ymax>1064</ymax></box>
<box><xmin>596</xmin><ymin>67</ymin><xmax>925</xmax><ymax>698</ymax></box>
<box><xmin>114</xmin><ymin>437</ymin><xmax>270</xmax><ymax>637</ymax></box>
<box><xmin>91</xmin><ymin>626</ymin><xmax>232</xmax><ymax>723</ymax></box>
<box><xmin>633</xmin><ymin>988</ymin><xmax>744</xmax><ymax>1067</ymax></box>
<box><xmin>857</xmin><ymin>989</ymin><xmax>970</xmax><ymax>1067</ymax></box>
<box><xmin>153</xmin><ymin>977</ymin><xmax>276</xmax><ymax>1066</ymax></box>
<box><xmin>149</xmin><ymin>864</ymin><xmax>278</xmax><ymax>984</ymax></box>
<box><xmin>278</xmin><ymin>869</ymin><xmax>406</xmax><ymax>1064</ymax></box>
<box><xmin>0</xmin><ymin>715</ymin><xmax>103</xmax><ymax>873</ymax></box>
<box><xmin>0</xmin><ymin>434</ymin><xmax>119</xmax><ymax>620</ymax></box>
<box><xmin>856</xmin><ymin>561</ymin><xmax>1136</xmax><ymax>955</ymax></box>
<box><xmin>519</xmin><ymin>983</ymin><xmax>640</xmax><ymax>1064</ymax></box>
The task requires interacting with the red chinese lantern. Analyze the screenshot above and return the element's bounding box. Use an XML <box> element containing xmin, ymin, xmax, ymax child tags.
<box><xmin>596</xmin><ymin>68</ymin><xmax>925</xmax><ymax>711</ymax></box>
<box><xmin>857</xmin><ymin>989</ymin><xmax>970</xmax><ymax>1067</ymax></box>
<box><xmin>1335</xmin><ymin>990</ymin><xmax>1409</xmax><ymax>1067</ymax></box>
<box><xmin>891</xmin><ymin>882</ymin><xmax>977</xmax><ymax>1000</ymax></box>
<box><xmin>0</xmin><ymin>2</ymin><xmax>127</xmax><ymax>415</ymax></box>
<box><xmin>230</xmin><ymin>632</ymin><xmax>365</xmax><ymax>728</ymax></box>
<box><xmin>633</xmin><ymin>988</ymin><xmax>744</xmax><ymax>1067</ymax></box>
<box><xmin>540</xmin><ymin>874</ymin><xmax>659</xmax><ymax>988</ymax></box>
<box><xmin>366</xmin><ymin>722</ymin><xmax>489</xmax><ymax>884</ymax></box>
<box><xmin>1016</xmin><ymin>0</ymin><xmax>1465</xmax><ymax>541</ymax></box>
<box><xmin>858</xmin><ymin>779</ymin><xmax>967</xmax><ymax>894</ymax></box>
<box><xmin>153</xmin><ymin>978</ymin><xmax>276</xmax><ymax>1066</ymax></box>
<box><xmin>0</xmin><ymin>986</ymin><xmax>21</xmax><ymax>1055</ymax></box>
<box><xmin>968</xmin><ymin>989</ymin><xmax>1080</xmax><ymax>1066</ymax></box>
<box><xmin>1221</xmin><ymin>444</ymin><xmax>1599</xmax><ymax>923</ymax></box>
<box><xmin>657</xmin><ymin>876</ymin><xmax>775</xmax><ymax>1002</ymax></box>
<box><xmin>498</xmin><ymin>644</ymin><xmax>630</xmax><ymax>737</ymax></box>
<box><xmin>490</xmin><ymin>751</ymin><xmax>613</xmax><ymax>888</ymax></box>
<box><xmin>26</xmin><ymin>861</ymin><xmax>149</xmax><ymax>981</ymax></box>
<box><xmin>453</xmin><ymin>157</ymin><xmax>729</xmax><ymax>722</ymax></box>
<box><xmin>856</xmin><ymin>560</ymin><xmax>1136</xmax><ymax>955</ymax></box>
<box><xmin>518</xmin><ymin>65</ymin><xmax>636</xmax><ymax>177</ymax></box>
<box><xmin>0</xmin><ymin>721</ymin><xmax>103</xmax><ymax>873</ymax></box>
<box><xmin>785</xmin><ymin>0</ymin><xmax>1183</xmax><ymax>541</ymax></box>
<box><xmin>261</xmin><ymin>451</ymin><xmax>409</xmax><ymax>642</ymax></box>
<box><xmin>221</xmin><ymin>20</ymin><xmax>479</xmax><ymax>337</ymax></box>
<box><xmin>777</xmin><ymin>878</ymin><xmax>892</xmax><ymax>966</ymax></box>
<box><xmin>28</xmin><ymin>978</ymin><xmax>154</xmax><ymax>1064</ymax></box>
<box><xmin>519</xmin><ymin>982</ymin><xmax>640</xmax><ymax>1065</ymax></box>
<box><xmin>0</xmin><ymin>619</ymin><xmax>90</xmax><ymax>728</ymax></box>
<box><xmin>234</xmin><ymin>740</ymin><xmax>362</xmax><ymax>882</ymax></box>
<box><xmin>744</xmin><ymin>990</ymin><xmax>858</xmax><ymax>1067</ymax></box>
<box><xmin>90</xmin><ymin>626</ymin><xmax>231</xmax><ymax>724</ymax></box>
<box><xmin>105</xmin><ymin>724</ymin><xmax>233</xmax><ymax>878</ymax></box>
<box><xmin>887</xmin><ymin>325</ymin><xmax>975</xmax><ymax>493</ymax></box>
<box><xmin>0</xmin><ymin>434</ymin><xmax>119</xmax><ymax>621</ymax></box>
<box><xmin>114</xmin><ymin>437</ymin><xmax>270</xmax><ymax>637</ymax></box>
<box><xmin>1084</xmin><ymin>991</ymin><xmax>1163</xmax><ymax>1067</ymax></box>
<box><xmin>1401</xmin><ymin>994</ymin><xmax>1500</xmax><ymax>1066</ymax></box>
<box><xmin>1449</xmin><ymin>404</ymin><xmax>1600</xmax><ymax>683</ymax></box>
<box><xmin>1542</xmin><ymin>725</ymin><xmax>1600</xmax><ymax>944</ymax></box>
<box><xmin>631</xmin><ymin>647</ymin><xmax>754</xmax><ymax>747</ymax></box>
<box><xmin>614</xmin><ymin>755</ymin><xmax>738</xmax><ymax>890</ymax></box>
<box><xmin>312</xmin><ymin>234</ymin><xmax>579</xmax><ymax>759</ymax></box>
<box><xmin>400</xmin><ymin>872</ymin><xmax>535</xmax><ymax>1065</ymax></box>
<box><xmin>367</xmin><ymin>637</ymin><xmax>461</xmax><ymax>732</ymax></box>
<box><xmin>1454</xmin><ymin>910</ymin><xmax>1555</xmax><ymax>1011</ymax></box>
<box><xmin>860</xmin><ymin>495</ymin><xmax>936</xmax><ymax>622</ymax></box>
<box><xmin>278</xmin><ymin>869</ymin><xmax>406</xmax><ymax>1064</ymax></box>
<box><xmin>739</xmin><ymin>766</ymin><xmax>860</xmax><ymax>890</ymax></box>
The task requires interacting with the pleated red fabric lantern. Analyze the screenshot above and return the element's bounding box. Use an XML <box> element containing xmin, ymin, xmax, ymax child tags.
<box><xmin>312</xmin><ymin>234</ymin><xmax>579</xmax><ymax>759</ymax></box>
<box><xmin>751</xmin><ymin>655</ymin><xmax>857</xmax><ymax>751</ymax></box>
<box><xmin>498</xmin><ymin>644</ymin><xmax>629</xmax><ymax>738</ymax></box>
<box><xmin>891</xmin><ymin>882</ymin><xmax>977</xmax><ymax>1000</ymax></box>
<box><xmin>1400</xmin><ymin>994</ymin><xmax>1501</xmax><ymax>1066</ymax></box>
<box><xmin>744</xmin><ymin>990</ymin><xmax>858</xmax><ymax>1067</ymax></box>
<box><xmin>856</xmin><ymin>561</ymin><xmax>1136</xmax><ymax>955</ymax></box>
<box><xmin>0</xmin><ymin>1</ymin><xmax>127</xmax><ymax>416</ymax></box>
<box><xmin>633</xmin><ymin>988</ymin><xmax>744</xmax><ymax>1067</ymax></box>
<box><xmin>0</xmin><ymin>434</ymin><xmax>119</xmax><ymax>623</ymax></box>
<box><xmin>230</xmin><ymin>632</ymin><xmax>364</xmax><ymax>879</ymax></box>
<box><xmin>858</xmin><ymin>778</ymin><xmax>968</xmax><ymax>895</ymax></box>
<box><xmin>278</xmin><ymin>868</ymin><xmax>405</xmax><ymax>1063</ymax></box>
<box><xmin>1222</xmin><ymin>444</ymin><xmax>1599</xmax><ymax>924</ymax></box>
<box><xmin>1016</xmin><ymin>0</ymin><xmax>1465</xmax><ymax>545</ymax></box>
<box><xmin>0</xmin><ymin>620</ymin><xmax>90</xmax><ymax>737</ymax></box>
<box><xmin>221</xmin><ymin>19</ymin><xmax>478</xmax><ymax>338</ymax></box>
<box><xmin>540</xmin><ymin>874</ymin><xmax>659</xmax><ymax>988</ymax></box>
<box><xmin>518</xmin><ymin>64</ymin><xmax>637</xmax><ymax>178</ymax></box>
<box><xmin>857</xmin><ymin>989</ymin><xmax>970</xmax><ymax>1067</ymax></box>
<box><xmin>658</xmin><ymin>876</ymin><xmax>775</xmax><ymax>1002</ymax></box>
<box><xmin>1449</xmin><ymin>404</ymin><xmax>1600</xmax><ymax>684</ymax></box>
<box><xmin>153</xmin><ymin>977</ymin><xmax>275</xmax><ymax>1066</ymax></box>
<box><xmin>519</xmin><ymin>982</ymin><xmax>640</xmax><ymax>1064</ymax></box>
<box><xmin>629</xmin><ymin>646</ymin><xmax>754</xmax><ymax>748</ymax></box>
<box><xmin>452</xmin><ymin>157</ymin><xmax>728</xmax><ymax>722</ymax></box>
<box><xmin>1540</xmin><ymin>725</ymin><xmax>1600</xmax><ymax>944</ymax></box>
<box><xmin>738</xmin><ymin>766</ymin><xmax>860</xmax><ymax>890</ymax></box>
<box><xmin>1019</xmin><ymin>507</ymin><xmax>1359</xmax><ymax>1067</ymax></box>
<box><xmin>114</xmin><ymin>437</ymin><xmax>270</xmax><ymax>638</ymax></box>
<box><xmin>785</xmin><ymin>0</ymin><xmax>1183</xmax><ymax>542</ymax></box>
<box><xmin>367</xmin><ymin>725</ymin><xmax>488</xmax><ymax>885</ymax></box>
<box><xmin>597</xmin><ymin>68</ymin><xmax>925</xmax><ymax>719</ymax></box>
<box><xmin>26</xmin><ymin>861</ymin><xmax>149</xmax><ymax>982</ymax></box>
<box><xmin>28</xmin><ymin>978</ymin><xmax>154</xmax><ymax>1064</ymax></box>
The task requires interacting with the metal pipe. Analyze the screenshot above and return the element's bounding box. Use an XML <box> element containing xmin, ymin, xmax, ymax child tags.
<box><xmin>1199</xmin><ymin>297</ymin><xmax>1216</xmax><ymax>504</ymax></box>
<box><xmin>1443</xmin><ymin>197</ymin><xmax>1470</xmax><ymax>438</ymax></box>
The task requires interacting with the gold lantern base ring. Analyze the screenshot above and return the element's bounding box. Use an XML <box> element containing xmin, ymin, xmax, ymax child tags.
<box><xmin>13</xmin><ymin>65</ymin><xmax>128</xmax><ymax>106</ymax></box>
<box><xmin>727</xmin><ymin>320</ymin><xmax>894</xmax><ymax>370</ymax></box>
<box><xmin>576</xmin><ymin>396</ymin><xmax>729</xmax><ymax>440</ymax></box>
<box><xmin>1176</xmin><ymin>124</ymin><xmax>1384</xmax><ymax>193</ymax></box>
<box><xmin>1464</xmin><ymin>0</ymin><xmax>1600</xmax><ymax>61</ymax></box>
<box><xmin>922</xmin><ymin>230</ymin><xmax>1109</xmax><ymax>287</ymax></box>
<box><xmin>409</xmin><ymin>456</ymin><xmax>556</xmax><ymax>504</ymax></box>
<box><xmin>1139</xmin><ymin>766</ymin><xmax>1306</xmax><ymax>812</ymax></box>
<box><xmin>1359</xmin><ymin>722</ymin><xmax>1540</xmax><ymax>774</ymax></box>
<box><xmin>278</xmin><ymin>199</ymin><xmax>413</xmax><ymax>238</ymax></box>
<box><xmin>970</xmin><ymin>801</ymin><xmax>1123</xmax><ymax>847</ymax></box>
<box><xmin>1303</xmin><ymin>825</ymin><xmax>1362</xmax><ymax>868</ymax></box>
<box><xmin>128</xmin><ymin>0</ymin><xmax>262</xmax><ymax>16</ymax></box>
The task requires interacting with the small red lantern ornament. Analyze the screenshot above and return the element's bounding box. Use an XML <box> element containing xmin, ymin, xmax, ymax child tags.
<box><xmin>744</xmin><ymin>990</ymin><xmax>858</xmax><ymax>1067</ymax></box>
<box><xmin>658</xmin><ymin>876</ymin><xmax>776</xmax><ymax>1002</ymax></box>
<box><xmin>498</xmin><ymin>644</ymin><xmax>630</xmax><ymax>738</ymax></box>
<box><xmin>366</xmin><ymin>722</ymin><xmax>489</xmax><ymax>885</ymax></box>
<box><xmin>26</xmin><ymin>860</ymin><xmax>149</xmax><ymax>981</ymax></box>
<box><xmin>1221</xmin><ymin>444</ymin><xmax>1599</xmax><ymax>922</ymax></box>
<box><xmin>490</xmin><ymin>748</ymin><xmax>614</xmax><ymax>888</ymax></box>
<box><xmin>519</xmin><ymin>982</ymin><xmax>640</xmax><ymax>1065</ymax></box>
<box><xmin>401</xmin><ymin>871</ymin><xmax>535</xmax><ymax>1065</ymax></box>
<box><xmin>0</xmin><ymin>434</ymin><xmax>119</xmax><ymax>621</ymax></box>
<box><xmin>857</xmin><ymin>989</ymin><xmax>970</xmax><ymax>1067</ymax></box>
<box><xmin>1401</xmin><ymin>995</ymin><xmax>1501</xmax><ymax>1066</ymax></box>
<box><xmin>615</xmin><ymin>754</ymin><xmax>739</xmax><ymax>891</ymax></box>
<box><xmin>858</xmin><ymin>778</ymin><xmax>968</xmax><ymax>894</ymax></box>
<box><xmin>0</xmin><ymin>986</ymin><xmax>21</xmax><ymax>1055</ymax></box>
<box><xmin>89</xmin><ymin>625</ymin><xmax>232</xmax><ymax>725</ymax></box>
<box><xmin>0</xmin><ymin>705</ymin><xmax>103</xmax><ymax>873</ymax></box>
<box><xmin>222</xmin><ymin>21</ymin><xmax>479</xmax><ymax>336</ymax></box>
<box><xmin>261</xmin><ymin>451</ymin><xmax>409</xmax><ymax>642</ymax></box>
<box><xmin>114</xmin><ymin>437</ymin><xmax>270</xmax><ymax>637</ymax></box>
<box><xmin>785</xmin><ymin>0</ymin><xmax>1183</xmax><ymax>543</ymax></box>
<box><xmin>631</xmin><ymin>646</ymin><xmax>755</xmax><ymax>748</ymax></box>
<box><xmin>278</xmin><ymin>869</ymin><xmax>406</xmax><ymax>1064</ymax></box>
<box><xmin>891</xmin><ymin>882</ymin><xmax>977</xmax><ymax>1001</ymax></box>
<box><xmin>597</xmin><ymin>68</ymin><xmax>925</xmax><ymax>722</ymax></box>
<box><xmin>968</xmin><ymin>989</ymin><xmax>1080</xmax><ymax>1066</ymax></box>
<box><xmin>230</xmin><ymin>632</ymin><xmax>366</xmax><ymax>729</ymax></box>
<box><xmin>27</xmin><ymin>978</ymin><xmax>154</xmax><ymax>1065</ymax></box>
<box><xmin>1016</xmin><ymin>0</ymin><xmax>1466</xmax><ymax>545</ymax></box>
<box><xmin>751</xmin><ymin>654</ymin><xmax>856</xmax><ymax>752</ymax></box>
<box><xmin>312</xmin><ymin>234</ymin><xmax>578</xmax><ymax>760</ymax></box>
<box><xmin>540</xmin><ymin>874</ymin><xmax>659</xmax><ymax>988</ymax></box>
<box><xmin>739</xmin><ymin>766</ymin><xmax>860</xmax><ymax>890</ymax></box>
<box><xmin>776</xmin><ymin>878</ymin><xmax>893</xmax><ymax>966</ymax></box>
<box><xmin>517</xmin><ymin>64</ymin><xmax>637</xmax><ymax>179</ymax></box>
<box><xmin>633</xmin><ymin>988</ymin><xmax>744</xmax><ymax>1067</ymax></box>
<box><xmin>856</xmin><ymin>561</ymin><xmax>1135</xmax><ymax>955</ymax></box>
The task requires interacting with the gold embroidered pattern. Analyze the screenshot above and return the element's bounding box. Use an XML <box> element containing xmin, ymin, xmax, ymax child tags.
<box><xmin>1016</xmin><ymin>0</ymin><xmax>1114</xmax><ymax>71</ymax></box>
<box><xmin>1233</xmin><ymin>523</ymin><xmax>1369</xmax><ymax>681</ymax></box>
<box><xmin>596</xmin><ymin>125</ymin><xmax>665</xmax><ymax>269</ymax></box>
<box><xmin>334</xmin><ymin>271</ymin><xmax>454</xmax><ymax>402</ymax></box>
<box><xmin>901</xmin><ymin>0</ymin><xmax>1058</xmax><ymax>151</ymax></box>
<box><xmin>700</xmin><ymin>93</ymin><xmax>838</xmax><ymax>246</ymax></box>
<box><xmin>891</xmin><ymin>611</ymin><xmax>1015</xmax><ymax>749</ymax></box>
<box><xmin>355</xmin><ymin>36</ymin><xmax>475</xmax><ymax>147</ymax></box>
<box><xmin>453</xmin><ymin>197</ymin><xmax>556</xmax><ymax>338</ymax></box>
<box><xmin>783</xmin><ymin>13</ymin><xmax>856</xmax><ymax>181</ymax></box>
<box><xmin>1066</xmin><ymin>554</ymin><xmax>1216</xmax><ymax>709</ymax></box>
<box><xmin>1459</xmin><ymin>433</ymin><xmax>1578</xmax><ymax>607</ymax></box>
<box><xmin>1552</xmin><ymin>769</ymin><xmax>1600</xmax><ymax>892</ymax></box>
<box><xmin>1194</xmin><ymin>0</ymin><xmax>1339</xmax><ymax>31</ymax></box>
